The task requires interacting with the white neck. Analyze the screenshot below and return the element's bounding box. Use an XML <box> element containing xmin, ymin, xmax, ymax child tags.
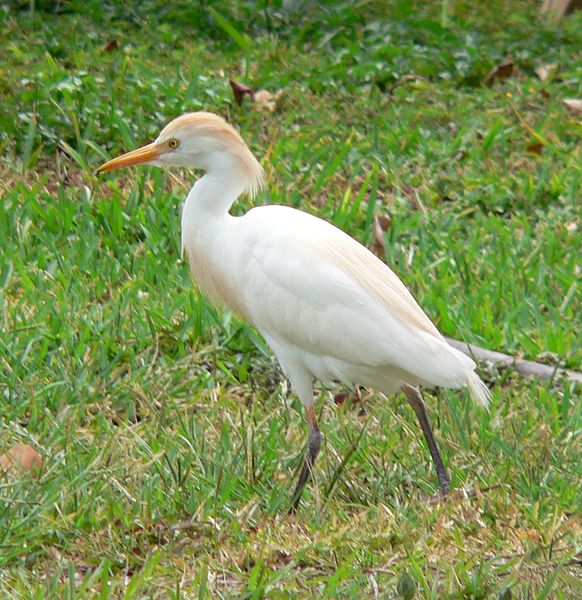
<box><xmin>185</xmin><ymin>170</ymin><xmax>246</xmax><ymax>216</ymax></box>
<box><xmin>180</xmin><ymin>168</ymin><xmax>246</xmax><ymax>259</ymax></box>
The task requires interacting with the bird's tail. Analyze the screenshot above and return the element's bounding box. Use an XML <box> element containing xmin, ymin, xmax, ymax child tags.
<box><xmin>467</xmin><ymin>372</ymin><xmax>491</xmax><ymax>408</ymax></box>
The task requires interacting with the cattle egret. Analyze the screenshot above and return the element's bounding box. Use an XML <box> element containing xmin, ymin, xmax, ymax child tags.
<box><xmin>97</xmin><ymin>112</ymin><xmax>490</xmax><ymax>510</ymax></box>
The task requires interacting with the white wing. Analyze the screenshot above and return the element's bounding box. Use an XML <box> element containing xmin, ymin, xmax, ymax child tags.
<box><xmin>232</xmin><ymin>205</ymin><xmax>477</xmax><ymax>391</ymax></box>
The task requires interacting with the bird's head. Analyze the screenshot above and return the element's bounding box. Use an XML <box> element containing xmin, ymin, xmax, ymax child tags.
<box><xmin>97</xmin><ymin>111</ymin><xmax>263</xmax><ymax>196</ymax></box>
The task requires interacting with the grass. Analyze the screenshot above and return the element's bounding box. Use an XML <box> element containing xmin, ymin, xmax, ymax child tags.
<box><xmin>0</xmin><ymin>0</ymin><xmax>581</xmax><ymax>597</ymax></box>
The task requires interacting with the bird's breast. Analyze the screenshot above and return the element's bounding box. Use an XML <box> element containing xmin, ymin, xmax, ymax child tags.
<box><xmin>182</xmin><ymin>225</ymin><xmax>251</xmax><ymax>320</ymax></box>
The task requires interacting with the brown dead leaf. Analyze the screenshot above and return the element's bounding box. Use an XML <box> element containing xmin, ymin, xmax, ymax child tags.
<box><xmin>333</xmin><ymin>387</ymin><xmax>363</xmax><ymax>406</ymax></box>
<box><xmin>371</xmin><ymin>214</ymin><xmax>391</xmax><ymax>259</ymax></box>
<box><xmin>0</xmin><ymin>443</ymin><xmax>42</xmax><ymax>474</ymax></box>
<box><xmin>563</xmin><ymin>98</ymin><xmax>582</xmax><ymax>116</ymax></box>
<box><xmin>376</xmin><ymin>214</ymin><xmax>392</xmax><ymax>231</ymax></box>
<box><xmin>229</xmin><ymin>79</ymin><xmax>255</xmax><ymax>106</ymax></box>
<box><xmin>333</xmin><ymin>392</ymin><xmax>349</xmax><ymax>406</ymax></box>
<box><xmin>229</xmin><ymin>79</ymin><xmax>282</xmax><ymax>111</ymax></box>
<box><xmin>484</xmin><ymin>58</ymin><xmax>521</xmax><ymax>87</ymax></box>
<box><xmin>102</xmin><ymin>39</ymin><xmax>119</xmax><ymax>53</ymax></box>
<box><xmin>526</xmin><ymin>141</ymin><xmax>545</xmax><ymax>155</ymax></box>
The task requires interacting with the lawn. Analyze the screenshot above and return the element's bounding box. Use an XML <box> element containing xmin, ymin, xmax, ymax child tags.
<box><xmin>0</xmin><ymin>0</ymin><xmax>581</xmax><ymax>597</ymax></box>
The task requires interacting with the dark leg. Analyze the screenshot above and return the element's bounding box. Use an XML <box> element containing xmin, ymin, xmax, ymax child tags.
<box><xmin>289</xmin><ymin>405</ymin><xmax>322</xmax><ymax>513</ymax></box>
<box><xmin>402</xmin><ymin>384</ymin><xmax>451</xmax><ymax>496</ymax></box>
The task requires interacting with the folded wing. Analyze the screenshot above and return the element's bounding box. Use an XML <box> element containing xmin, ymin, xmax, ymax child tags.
<box><xmin>236</xmin><ymin>205</ymin><xmax>481</xmax><ymax>395</ymax></box>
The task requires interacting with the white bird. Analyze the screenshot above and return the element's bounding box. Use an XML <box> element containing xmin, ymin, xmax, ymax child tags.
<box><xmin>97</xmin><ymin>112</ymin><xmax>490</xmax><ymax>509</ymax></box>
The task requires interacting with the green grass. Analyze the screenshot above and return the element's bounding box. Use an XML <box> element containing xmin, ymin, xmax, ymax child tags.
<box><xmin>1</xmin><ymin>0</ymin><xmax>581</xmax><ymax>597</ymax></box>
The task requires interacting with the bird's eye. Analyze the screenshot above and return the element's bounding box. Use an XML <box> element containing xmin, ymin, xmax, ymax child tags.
<box><xmin>168</xmin><ymin>138</ymin><xmax>180</xmax><ymax>149</ymax></box>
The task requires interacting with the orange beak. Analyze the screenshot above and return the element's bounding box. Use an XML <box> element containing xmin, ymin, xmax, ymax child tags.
<box><xmin>96</xmin><ymin>142</ymin><xmax>162</xmax><ymax>174</ymax></box>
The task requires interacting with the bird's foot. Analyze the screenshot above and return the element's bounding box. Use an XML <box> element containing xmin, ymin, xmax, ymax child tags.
<box><xmin>427</xmin><ymin>481</ymin><xmax>451</xmax><ymax>505</ymax></box>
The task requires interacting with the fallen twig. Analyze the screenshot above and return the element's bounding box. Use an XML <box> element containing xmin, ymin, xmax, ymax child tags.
<box><xmin>447</xmin><ymin>338</ymin><xmax>582</xmax><ymax>384</ymax></box>
<box><xmin>509</xmin><ymin>99</ymin><xmax>550</xmax><ymax>147</ymax></box>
